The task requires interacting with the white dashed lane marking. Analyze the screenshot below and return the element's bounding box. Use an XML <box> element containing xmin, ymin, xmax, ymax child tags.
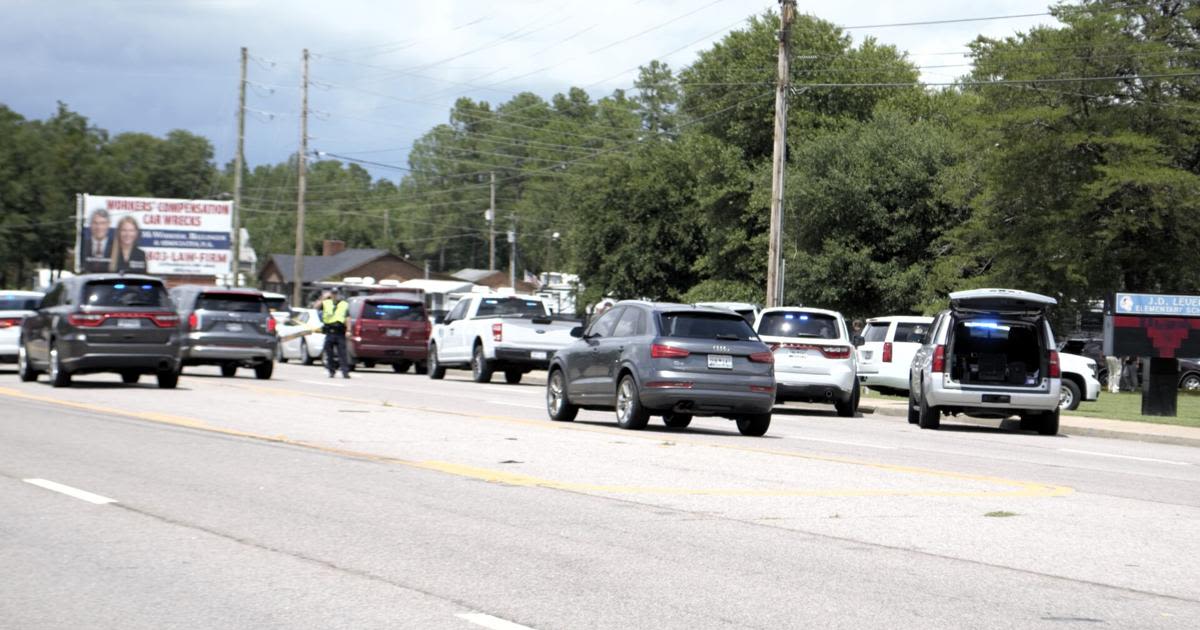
<box><xmin>23</xmin><ymin>478</ymin><xmax>118</xmax><ymax>505</ymax></box>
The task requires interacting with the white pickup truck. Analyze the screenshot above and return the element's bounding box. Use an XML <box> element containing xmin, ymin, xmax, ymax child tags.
<box><xmin>427</xmin><ymin>294</ymin><xmax>582</xmax><ymax>384</ymax></box>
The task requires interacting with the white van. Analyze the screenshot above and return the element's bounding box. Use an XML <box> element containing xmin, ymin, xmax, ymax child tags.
<box><xmin>858</xmin><ymin>316</ymin><xmax>933</xmax><ymax>396</ymax></box>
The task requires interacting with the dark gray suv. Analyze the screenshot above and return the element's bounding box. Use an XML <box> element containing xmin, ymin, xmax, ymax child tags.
<box><xmin>17</xmin><ymin>274</ymin><xmax>182</xmax><ymax>388</ymax></box>
<box><xmin>545</xmin><ymin>302</ymin><xmax>776</xmax><ymax>436</ymax></box>
<box><xmin>171</xmin><ymin>286</ymin><xmax>278</xmax><ymax>379</ymax></box>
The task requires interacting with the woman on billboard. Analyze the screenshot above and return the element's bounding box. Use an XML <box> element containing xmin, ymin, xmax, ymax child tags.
<box><xmin>110</xmin><ymin>215</ymin><xmax>148</xmax><ymax>273</ymax></box>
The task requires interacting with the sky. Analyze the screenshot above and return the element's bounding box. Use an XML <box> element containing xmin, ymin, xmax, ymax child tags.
<box><xmin>1</xmin><ymin>0</ymin><xmax>1062</xmax><ymax>183</ymax></box>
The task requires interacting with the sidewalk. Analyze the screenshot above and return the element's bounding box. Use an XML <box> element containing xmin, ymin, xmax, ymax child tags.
<box><xmin>861</xmin><ymin>396</ymin><xmax>1200</xmax><ymax>448</ymax></box>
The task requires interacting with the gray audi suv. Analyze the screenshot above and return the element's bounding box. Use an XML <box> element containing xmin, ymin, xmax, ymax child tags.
<box><xmin>545</xmin><ymin>302</ymin><xmax>776</xmax><ymax>436</ymax></box>
<box><xmin>170</xmin><ymin>285</ymin><xmax>278</xmax><ymax>379</ymax></box>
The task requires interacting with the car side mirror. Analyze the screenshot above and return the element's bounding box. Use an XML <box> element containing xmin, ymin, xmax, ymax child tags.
<box><xmin>435</xmin><ymin>315</ymin><xmax>448</xmax><ymax>325</ymax></box>
<box><xmin>570</xmin><ymin>326</ymin><xmax>584</xmax><ymax>338</ymax></box>
<box><xmin>852</xmin><ymin>335</ymin><xmax>865</xmax><ymax>347</ymax></box>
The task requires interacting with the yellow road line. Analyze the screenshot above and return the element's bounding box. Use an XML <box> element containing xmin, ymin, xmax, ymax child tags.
<box><xmin>0</xmin><ymin>385</ymin><xmax>1073</xmax><ymax>498</ymax></box>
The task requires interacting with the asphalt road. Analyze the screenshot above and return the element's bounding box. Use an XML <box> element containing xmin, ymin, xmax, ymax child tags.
<box><xmin>2</xmin><ymin>362</ymin><xmax>1199</xmax><ymax>629</ymax></box>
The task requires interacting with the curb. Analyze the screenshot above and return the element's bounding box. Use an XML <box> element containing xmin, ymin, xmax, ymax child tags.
<box><xmin>860</xmin><ymin>403</ymin><xmax>1200</xmax><ymax>449</ymax></box>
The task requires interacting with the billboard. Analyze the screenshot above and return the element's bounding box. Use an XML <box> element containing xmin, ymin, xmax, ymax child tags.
<box><xmin>77</xmin><ymin>194</ymin><xmax>232</xmax><ymax>277</ymax></box>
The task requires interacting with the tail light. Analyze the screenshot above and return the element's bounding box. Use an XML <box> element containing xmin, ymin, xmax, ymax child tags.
<box><xmin>68</xmin><ymin>313</ymin><xmax>105</xmax><ymax>327</ymax></box>
<box><xmin>266</xmin><ymin>316</ymin><xmax>277</xmax><ymax>334</ymax></box>
<box><xmin>819</xmin><ymin>346</ymin><xmax>852</xmax><ymax>359</ymax></box>
<box><xmin>353</xmin><ymin>318</ymin><xmax>363</xmax><ymax>337</ymax></box>
<box><xmin>187</xmin><ymin>312</ymin><xmax>198</xmax><ymax>331</ymax></box>
<box><xmin>749</xmin><ymin>384</ymin><xmax>775</xmax><ymax>393</ymax></box>
<box><xmin>932</xmin><ymin>345</ymin><xmax>946</xmax><ymax>373</ymax></box>
<box><xmin>492</xmin><ymin>322</ymin><xmax>503</xmax><ymax>342</ymax></box>
<box><xmin>1048</xmin><ymin>350</ymin><xmax>1061</xmax><ymax>378</ymax></box>
<box><xmin>150</xmin><ymin>313</ymin><xmax>180</xmax><ymax>328</ymax></box>
<box><xmin>0</xmin><ymin>317</ymin><xmax>22</xmax><ymax>329</ymax></box>
<box><xmin>645</xmin><ymin>381</ymin><xmax>693</xmax><ymax>389</ymax></box>
<box><xmin>882</xmin><ymin>341</ymin><xmax>893</xmax><ymax>363</ymax></box>
<box><xmin>651</xmin><ymin>344</ymin><xmax>690</xmax><ymax>359</ymax></box>
<box><xmin>748</xmin><ymin>351</ymin><xmax>774</xmax><ymax>364</ymax></box>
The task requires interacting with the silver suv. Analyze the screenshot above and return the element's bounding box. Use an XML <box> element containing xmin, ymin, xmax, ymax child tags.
<box><xmin>171</xmin><ymin>286</ymin><xmax>278</xmax><ymax>379</ymax></box>
<box><xmin>545</xmin><ymin>302</ymin><xmax>776</xmax><ymax>436</ymax></box>
<box><xmin>908</xmin><ymin>289</ymin><xmax>1062</xmax><ymax>435</ymax></box>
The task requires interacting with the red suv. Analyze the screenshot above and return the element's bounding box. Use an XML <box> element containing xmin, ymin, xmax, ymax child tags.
<box><xmin>346</xmin><ymin>293</ymin><xmax>430</xmax><ymax>373</ymax></box>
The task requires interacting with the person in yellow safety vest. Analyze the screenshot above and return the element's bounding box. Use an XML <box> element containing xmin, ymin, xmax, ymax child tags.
<box><xmin>319</xmin><ymin>289</ymin><xmax>351</xmax><ymax>379</ymax></box>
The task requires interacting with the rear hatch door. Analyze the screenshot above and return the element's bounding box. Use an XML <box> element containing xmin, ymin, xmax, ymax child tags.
<box><xmin>657</xmin><ymin>311</ymin><xmax>772</xmax><ymax>387</ymax></box>
<box><xmin>756</xmin><ymin>310</ymin><xmax>851</xmax><ymax>375</ymax></box>
<box><xmin>357</xmin><ymin>300</ymin><xmax>428</xmax><ymax>345</ymax></box>
<box><xmin>79</xmin><ymin>279</ymin><xmax>177</xmax><ymax>345</ymax></box>
<box><xmin>950</xmin><ymin>289</ymin><xmax>1056</xmax><ymax>317</ymax></box>
<box><xmin>194</xmin><ymin>291</ymin><xmax>271</xmax><ymax>343</ymax></box>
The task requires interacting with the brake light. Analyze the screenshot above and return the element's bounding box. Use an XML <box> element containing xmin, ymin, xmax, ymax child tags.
<box><xmin>882</xmin><ymin>341</ymin><xmax>893</xmax><ymax>363</ymax></box>
<box><xmin>266</xmin><ymin>316</ymin><xmax>277</xmax><ymax>334</ymax></box>
<box><xmin>932</xmin><ymin>345</ymin><xmax>946</xmax><ymax>373</ymax></box>
<box><xmin>1048</xmin><ymin>350</ymin><xmax>1061</xmax><ymax>378</ymax></box>
<box><xmin>651</xmin><ymin>344</ymin><xmax>689</xmax><ymax>359</ymax></box>
<box><xmin>188</xmin><ymin>312</ymin><xmax>198</xmax><ymax>331</ymax></box>
<box><xmin>0</xmin><ymin>317</ymin><xmax>22</xmax><ymax>329</ymax></box>
<box><xmin>748</xmin><ymin>351</ymin><xmax>774</xmax><ymax>364</ymax></box>
<box><xmin>749</xmin><ymin>384</ymin><xmax>775</xmax><ymax>393</ymax></box>
<box><xmin>819</xmin><ymin>346</ymin><xmax>852</xmax><ymax>359</ymax></box>
<box><xmin>353</xmin><ymin>318</ymin><xmax>363</xmax><ymax>337</ymax></box>
<box><xmin>645</xmin><ymin>381</ymin><xmax>693</xmax><ymax>389</ymax></box>
<box><xmin>150</xmin><ymin>312</ymin><xmax>180</xmax><ymax>328</ymax></box>
<box><xmin>492</xmin><ymin>322</ymin><xmax>503</xmax><ymax>342</ymax></box>
<box><xmin>68</xmin><ymin>313</ymin><xmax>105</xmax><ymax>327</ymax></box>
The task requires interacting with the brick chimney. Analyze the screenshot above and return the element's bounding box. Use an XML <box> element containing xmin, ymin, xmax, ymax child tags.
<box><xmin>322</xmin><ymin>240</ymin><xmax>345</xmax><ymax>257</ymax></box>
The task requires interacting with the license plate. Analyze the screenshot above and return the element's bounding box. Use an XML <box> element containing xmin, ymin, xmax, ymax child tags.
<box><xmin>225</xmin><ymin>322</ymin><xmax>243</xmax><ymax>332</ymax></box>
<box><xmin>707</xmin><ymin>354</ymin><xmax>733</xmax><ymax>370</ymax></box>
<box><xmin>531</xmin><ymin>351</ymin><xmax>548</xmax><ymax>360</ymax></box>
<box><xmin>385</xmin><ymin>329</ymin><xmax>405</xmax><ymax>337</ymax></box>
<box><xmin>788</xmin><ymin>350</ymin><xmax>808</xmax><ymax>359</ymax></box>
<box><xmin>117</xmin><ymin>318</ymin><xmax>142</xmax><ymax>329</ymax></box>
<box><xmin>861</xmin><ymin>351</ymin><xmax>873</xmax><ymax>360</ymax></box>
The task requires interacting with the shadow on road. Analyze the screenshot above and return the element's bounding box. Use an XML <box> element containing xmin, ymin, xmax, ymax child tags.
<box><xmin>573</xmin><ymin>419</ymin><xmax>782</xmax><ymax>439</ymax></box>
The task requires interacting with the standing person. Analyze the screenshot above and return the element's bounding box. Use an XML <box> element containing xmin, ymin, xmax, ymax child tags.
<box><xmin>110</xmin><ymin>216</ymin><xmax>147</xmax><ymax>273</ymax></box>
<box><xmin>1119</xmin><ymin>356</ymin><xmax>1138</xmax><ymax>392</ymax></box>
<box><xmin>320</xmin><ymin>289</ymin><xmax>351</xmax><ymax>379</ymax></box>
<box><xmin>83</xmin><ymin>209</ymin><xmax>114</xmax><ymax>272</ymax></box>
<box><xmin>851</xmin><ymin>319</ymin><xmax>864</xmax><ymax>339</ymax></box>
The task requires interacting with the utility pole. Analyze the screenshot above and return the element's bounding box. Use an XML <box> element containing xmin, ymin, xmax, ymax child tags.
<box><xmin>488</xmin><ymin>171</ymin><xmax>496</xmax><ymax>271</ymax></box>
<box><xmin>292</xmin><ymin>48</ymin><xmax>309</xmax><ymax>307</ymax></box>
<box><xmin>765</xmin><ymin>0</ymin><xmax>796</xmax><ymax>308</ymax></box>
<box><xmin>231</xmin><ymin>46</ymin><xmax>247</xmax><ymax>287</ymax></box>
<box><xmin>508</xmin><ymin>215</ymin><xmax>517</xmax><ymax>290</ymax></box>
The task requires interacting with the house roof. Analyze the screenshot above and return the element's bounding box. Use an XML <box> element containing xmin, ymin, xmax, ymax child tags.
<box><xmin>264</xmin><ymin>249</ymin><xmax>394</xmax><ymax>284</ymax></box>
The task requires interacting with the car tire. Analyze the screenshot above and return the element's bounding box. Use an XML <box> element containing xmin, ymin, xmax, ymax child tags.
<box><xmin>300</xmin><ymin>339</ymin><xmax>315</xmax><ymax>366</ymax></box>
<box><xmin>414</xmin><ymin>362</ymin><xmax>428</xmax><ymax>375</ymax></box>
<box><xmin>662</xmin><ymin>412</ymin><xmax>692</xmax><ymax>429</ymax></box>
<box><xmin>736</xmin><ymin>413</ymin><xmax>772</xmax><ymax>437</ymax></box>
<box><xmin>546</xmin><ymin>368</ymin><xmax>579</xmax><ymax>422</ymax></box>
<box><xmin>907</xmin><ymin>384</ymin><xmax>920</xmax><ymax>425</ymax></box>
<box><xmin>1037</xmin><ymin>409</ymin><xmax>1060</xmax><ymax>436</ymax></box>
<box><xmin>615</xmin><ymin>374</ymin><xmax>649</xmax><ymax>430</ymax></box>
<box><xmin>393</xmin><ymin>360</ymin><xmax>412</xmax><ymax>374</ymax></box>
<box><xmin>49</xmin><ymin>342</ymin><xmax>71</xmax><ymax>388</ymax></box>
<box><xmin>471</xmin><ymin>344</ymin><xmax>494</xmax><ymax>383</ymax></box>
<box><xmin>276</xmin><ymin>345</ymin><xmax>287</xmax><ymax>363</ymax></box>
<box><xmin>120</xmin><ymin>371</ymin><xmax>140</xmax><ymax>384</ymax></box>
<box><xmin>1059</xmin><ymin>379</ymin><xmax>1081</xmax><ymax>411</ymax></box>
<box><xmin>254</xmin><ymin>361</ymin><xmax>274</xmax><ymax>380</ymax></box>
<box><xmin>220</xmin><ymin>363</ymin><xmax>237</xmax><ymax>378</ymax></box>
<box><xmin>17</xmin><ymin>344</ymin><xmax>38</xmax><ymax>382</ymax></box>
<box><xmin>428</xmin><ymin>344</ymin><xmax>446</xmax><ymax>380</ymax></box>
<box><xmin>362</xmin><ymin>360</ymin><xmax>376</xmax><ymax>369</ymax></box>
<box><xmin>1182</xmin><ymin>374</ymin><xmax>1200</xmax><ymax>392</ymax></box>
<box><xmin>157</xmin><ymin>369</ymin><xmax>179</xmax><ymax>389</ymax></box>
<box><xmin>504</xmin><ymin>369</ymin><xmax>523</xmax><ymax>384</ymax></box>
<box><xmin>917</xmin><ymin>389</ymin><xmax>940</xmax><ymax>430</ymax></box>
<box><xmin>835</xmin><ymin>385</ymin><xmax>859</xmax><ymax>417</ymax></box>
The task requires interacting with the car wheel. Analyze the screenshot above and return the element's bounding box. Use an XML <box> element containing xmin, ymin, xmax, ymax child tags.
<box><xmin>362</xmin><ymin>360</ymin><xmax>376</xmax><ymax>369</ymax></box>
<box><xmin>835</xmin><ymin>385</ymin><xmax>859</xmax><ymax>417</ymax></box>
<box><xmin>917</xmin><ymin>388</ymin><xmax>940</xmax><ymax>429</ymax></box>
<box><xmin>300</xmin><ymin>339</ymin><xmax>315</xmax><ymax>365</ymax></box>
<box><xmin>1182</xmin><ymin>374</ymin><xmax>1200</xmax><ymax>392</ymax></box>
<box><xmin>120</xmin><ymin>371</ymin><xmax>140</xmax><ymax>384</ymax></box>
<box><xmin>428</xmin><ymin>344</ymin><xmax>446</xmax><ymax>380</ymax></box>
<box><xmin>471</xmin><ymin>344</ymin><xmax>494</xmax><ymax>383</ymax></box>
<box><xmin>220</xmin><ymin>363</ymin><xmax>237</xmax><ymax>378</ymax></box>
<box><xmin>504</xmin><ymin>369</ymin><xmax>523</xmax><ymax>384</ymax></box>
<box><xmin>546</xmin><ymin>368</ymin><xmax>578</xmax><ymax>422</ymax></box>
<box><xmin>662</xmin><ymin>412</ymin><xmax>692</xmax><ymax>429</ymax></box>
<box><xmin>49</xmin><ymin>342</ymin><xmax>71</xmax><ymax>388</ymax></box>
<box><xmin>414</xmin><ymin>362</ymin><xmax>428</xmax><ymax>375</ymax></box>
<box><xmin>1059</xmin><ymin>379</ymin><xmax>1081</xmax><ymax>411</ymax></box>
<box><xmin>276</xmin><ymin>344</ymin><xmax>287</xmax><ymax>363</ymax></box>
<box><xmin>17</xmin><ymin>344</ymin><xmax>38</xmax><ymax>382</ymax></box>
<box><xmin>254</xmin><ymin>361</ymin><xmax>274</xmax><ymax>380</ymax></box>
<box><xmin>907</xmin><ymin>383</ymin><xmax>920</xmax><ymax>425</ymax></box>
<box><xmin>615</xmin><ymin>374</ymin><xmax>649</xmax><ymax>430</ymax></box>
<box><xmin>393</xmin><ymin>360</ymin><xmax>412</xmax><ymax>374</ymax></box>
<box><xmin>156</xmin><ymin>369</ymin><xmax>179</xmax><ymax>389</ymax></box>
<box><xmin>736</xmin><ymin>413</ymin><xmax>771</xmax><ymax>437</ymax></box>
<box><xmin>1038</xmin><ymin>409</ymin><xmax>1061</xmax><ymax>436</ymax></box>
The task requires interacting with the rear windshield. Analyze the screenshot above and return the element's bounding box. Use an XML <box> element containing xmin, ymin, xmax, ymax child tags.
<box><xmin>0</xmin><ymin>296</ymin><xmax>40</xmax><ymax>310</ymax></box>
<box><xmin>894</xmin><ymin>322</ymin><xmax>931</xmax><ymax>344</ymax></box>
<box><xmin>264</xmin><ymin>297</ymin><xmax>288</xmax><ymax>313</ymax></box>
<box><xmin>758</xmin><ymin>312</ymin><xmax>841</xmax><ymax>340</ymax></box>
<box><xmin>660</xmin><ymin>313</ymin><xmax>757</xmax><ymax>341</ymax></box>
<box><xmin>476</xmin><ymin>297</ymin><xmax>546</xmax><ymax>318</ymax></box>
<box><xmin>198</xmin><ymin>293</ymin><xmax>266</xmax><ymax>313</ymax></box>
<box><xmin>363</xmin><ymin>301</ymin><xmax>425</xmax><ymax>321</ymax></box>
<box><xmin>863</xmin><ymin>322</ymin><xmax>889</xmax><ymax>343</ymax></box>
<box><xmin>84</xmin><ymin>280</ymin><xmax>169</xmax><ymax>307</ymax></box>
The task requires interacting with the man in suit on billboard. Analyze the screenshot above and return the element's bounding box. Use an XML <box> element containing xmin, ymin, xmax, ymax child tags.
<box><xmin>82</xmin><ymin>209</ymin><xmax>114</xmax><ymax>272</ymax></box>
